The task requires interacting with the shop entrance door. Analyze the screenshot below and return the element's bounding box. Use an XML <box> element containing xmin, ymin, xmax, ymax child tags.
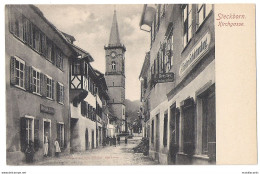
<box><xmin>169</xmin><ymin>105</ymin><xmax>180</xmax><ymax>164</ymax></box>
<box><xmin>43</xmin><ymin>120</ymin><xmax>51</xmax><ymax>156</ymax></box>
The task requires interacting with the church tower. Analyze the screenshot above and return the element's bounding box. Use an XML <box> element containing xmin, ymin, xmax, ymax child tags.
<box><xmin>104</xmin><ymin>10</ymin><xmax>126</xmax><ymax>133</ymax></box>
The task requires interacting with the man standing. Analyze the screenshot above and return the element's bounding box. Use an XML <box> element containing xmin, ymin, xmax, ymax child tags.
<box><xmin>44</xmin><ymin>132</ymin><xmax>49</xmax><ymax>157</ymax></box>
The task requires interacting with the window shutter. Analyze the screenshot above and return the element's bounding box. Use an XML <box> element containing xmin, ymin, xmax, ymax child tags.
<box><xmin>86</xmin><ymin>102</ymin><xmax>88</xmax><ymax>118</ymax></box>
<box><xmin>34</xmin><ymin>119</ymin><xmax>40</xmax><ymax>150</ymax></box>
<box><xmin>28</xmin><ymin>66</ymin><xmax>33</xmax><ymax>92</ymax></box>
<box><xmin>40</xmin><ymin>73</ymin><xmax>44</xmax><ymax>96</ymax></box>
<box><xmin>10</xmin><ymin>57</ymin><xmax>17</xmax><ymax>85</ymax></box>
<box><xmin>8</xmin><ymin>6</ymin><xmax>15</xmax><ymax>34</ymax></box>
<box><xmin>20</xmin><ymin>117</ymin><xmax>27</xmax><ymax>152</ymax></box>
<box><xmin>51</xmin><ymin>44</ymin><xmax>56</xmax><ymax>64</ymax></box>
<box><xmin>56</xmin><ymin>82</ymin><xmax>60</xmax><ymax>103</ymax></box>
<box><xmin>24</xmin><ymin>65</ymin><xmax>30</xmax><ymax>91</ymax></box>
<box><xmin>51</xmin><ymin>79</ymin><xmax>55</xmax><ymax>100</ymax></box>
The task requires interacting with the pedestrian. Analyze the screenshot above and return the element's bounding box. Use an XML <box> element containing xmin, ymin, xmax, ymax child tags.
<box><xmin>54</xmin><ymin>138</ymin><xmax>61</xmax><ymax>157</ymax></box>
<box><xmin>113</xmin><ymin>135</ymin><xmax>116</xmax><ymax>147</ymax></box>
<box><xmin>43</xmin><ymin>132</ymin><xmax>49</xmax><ymax>157</ymax></box>
<box><xmin>117</xmin><ymin>135</ymin><xmax>120</xmax><ymax>145</ymax></box>
<box><xmin>25</xmin><ymin>141</ymin><xmax>35</xmax><ymax>163</ymax></box>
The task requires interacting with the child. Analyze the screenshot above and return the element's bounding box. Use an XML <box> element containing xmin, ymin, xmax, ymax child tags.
<box><xmin>54</xmin><ymin>138</ymin><xmax>61</xmax><ymax>157</ymax></box>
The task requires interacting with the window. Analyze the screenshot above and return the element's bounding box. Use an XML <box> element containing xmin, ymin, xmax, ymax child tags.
<box><xmin>182</xmin><ymin>98</ymin><xmax>195</xmax><ymax>155</ymax></box>
<box><xmin>151</xmin><ymin>119</ymin><xmax>154</xmax><ymax>144</ymax></box>
<box><xmin>197</xmin><ymin>4</ymin><xmax>213</xmax><ymax>28</ymax></box>
<box><xmin>183</xmin><ymin>4</ymin><xmax>193</xmax><ymax>47</ymax></box>
<box><xmin>163</xmin><ymin>112</ymin><xmax>168</xmax><ymax>147</ymax></box>
<box><xmin>46</xmin><ymin>76</ymin><xmax>54</xmax><ymax>99</ymax></box>
<box><xmin>72</xmin><ymin>60</ymin><xmax>81</xmax><ymax>75</ymax></box>
<box><xmin>57</xmin><ymin>123</ymin><xmax>64</xmax><ymax>148</ymax></box>
<box><xmin>165</xmin><ymin>30</ymin><xmax>174</xmax><ymax>71</ymax></box>
<box><xmin>20</xmin><ymin>117</ymin><xmax>34</xmax><ymax>152</ymax></box>
<box><xmin>10</xmin><ymin>56</ymin><xmax>25</xmax><ymax>88</ymax></box>
<box><xmin>111</xmin><ymin>61</ymin><xmax>116</xmax><ymax>70</ymax></box>
<box><xmin>201</xmin><ymin>86</ymin><xmax>216</xmax><ymax>159</ymax></box>
<box><xmin>57</xmin><ymin>82</ymin><xmax>64</xmax><ymax>104</ymax></box>
<box><xmin>8</xmin><ymin>7</ymin><xmax>65</xmax><ymax>70</ymax></box>
<box><xmin>32</xmin><ymin>68</ymin><xmax>41</xmax><ymax>94</ymax></box>
<box><xmin>56</xmin><ymin>48</ymin><xmax>63</xmax><ymax>70</ymax></box>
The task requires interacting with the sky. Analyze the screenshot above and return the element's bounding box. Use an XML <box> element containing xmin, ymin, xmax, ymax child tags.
<box><xmin>36</xmin><ymin>5</ymin><xmax>150</xmax><ymax>101</ymax></box>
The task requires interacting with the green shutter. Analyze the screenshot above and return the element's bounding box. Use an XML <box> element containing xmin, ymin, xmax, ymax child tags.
<box><xmin>10</xmin><ymin>57</ymin><xmax>17</xmax><ymax>85</ymax></box>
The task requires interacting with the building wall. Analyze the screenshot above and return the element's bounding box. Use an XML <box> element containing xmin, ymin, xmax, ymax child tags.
<box><xmin>6</xmin><ymin>5</ymin><xmax>72</xmax><ymax>164</ymax></box>
<box><xmin>70</xmin><ymin>103</ymin><xmax>97</xmax><ymax>152</ymax></box>
<box><xmin>143</xmin><ymin>4</ymin><xmax>215</xmax><ymax>165</ymax></box>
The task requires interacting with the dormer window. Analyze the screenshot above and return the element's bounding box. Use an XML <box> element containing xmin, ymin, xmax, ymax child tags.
<box><xmin>112</xmin><ymin>61</ymin><xmax>116</xmax><ymax>70</ymax></box>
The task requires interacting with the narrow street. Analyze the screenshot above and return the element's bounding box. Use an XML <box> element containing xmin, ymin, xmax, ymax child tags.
<box><xmin>34</xmin><ymin>137</ymin><xmax>157</xmax><ymax>165</ymax></box>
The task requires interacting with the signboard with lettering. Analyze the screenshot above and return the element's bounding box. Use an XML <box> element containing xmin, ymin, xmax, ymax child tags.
<box><xmin>179</xmin><ymin>32</ymin><xmax>211</xmax><ymax>76</ymax></box>
<box><xmin>40</xmin><ymin>104</ymin><xmax>55</xmax><ymax>115</ymax></box>
<box><xmin>154</xmin><ymin>72</ymin><xmax>174</xmax><ymax>83</ymax></box>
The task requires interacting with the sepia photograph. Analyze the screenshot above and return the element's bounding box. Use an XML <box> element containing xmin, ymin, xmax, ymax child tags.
<box><xmin>5</xmin><ymin>4</ymin><xmax>217</xmax><ymax>166</ymax></box>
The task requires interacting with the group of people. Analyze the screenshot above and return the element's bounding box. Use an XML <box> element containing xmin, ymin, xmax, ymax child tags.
<box><xmin>25</xmin><ymin>132</ymin><xmax>61</xmax><ymax>164</ymax></box>
<box><xmin>105</xmin><ymin>135</ymin><xmax>128</xmax><ymax>147</ymax></box>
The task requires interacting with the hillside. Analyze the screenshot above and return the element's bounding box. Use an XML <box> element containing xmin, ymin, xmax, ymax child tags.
<box><xmin>125</xmin><ymin>99</ymin><xmax>141</xmax><ymax>124</ymax></box>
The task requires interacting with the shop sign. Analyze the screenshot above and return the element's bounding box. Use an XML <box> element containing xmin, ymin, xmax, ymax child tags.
<box><xmin>154</xmin><ymin>72</ymin><xmax>174</xmax><ymax>83</ymax></box>
<box><xmin>179</xmin><ymin>32</ymin><xmax>211</xmax><ymax>76</ymax></box>
<box><xmin>40</xmin><ymin>104</ymin><xmax>55</xmax><ymax>115</ymax></box>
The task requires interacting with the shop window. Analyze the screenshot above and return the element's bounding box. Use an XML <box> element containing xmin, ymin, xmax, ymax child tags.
<box><xmin>32</xmin><ymin>67</ymin><xmax>41</xmax><ymax>95</ymax></box>
<box><xmin>197</xmin><ymin>4</ymin><xmax>213</xmax><ymax>29</ymax></box>
<box><xmin>201</xmin><ymin>86</ymin><xmax>216</xmax><ymax>159</ymax></box>
<box><xmin>20</xmin><ymin>117</ymin><xmax>34</xmax><ymax>152</ymax></box>
<box><xmin>163</xmin><ymin>112</ymin><xmax>168</xmax><ymax>147</ymax></box>
<box><xmin>57</xmin><ymin>123</ymin><xmax>64</xmax><ymax>148</ymax></box>
<box><xmin>57</xmin><ymin>82</ymin><xmax>64</xmax><ymax>104</ymax></box>
<box><xmin>183</xmin><ymin>4</ymin><xmax>193</xmax><ymax>47</ymax></box>
<box><xmin>182</xmin><ymin>98</ymin><xmax>195</xmax><ymax>155</ymax></box>
<box><xmin>10</xmin><ymin>56</ymin><xmax>25</xmax><ymax>89</ymax></box>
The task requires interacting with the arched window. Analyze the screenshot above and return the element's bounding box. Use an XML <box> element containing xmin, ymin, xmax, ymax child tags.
<box><xmin>112</xmin><ymin>61</ymin><xmax>116</xmax><ymax>70</ymax></box>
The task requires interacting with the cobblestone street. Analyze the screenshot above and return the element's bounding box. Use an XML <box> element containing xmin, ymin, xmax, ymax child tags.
<box><xmin>34</xmin><ymin>137</ymin><xmax>157</xmax><ymax>165</ymax></box>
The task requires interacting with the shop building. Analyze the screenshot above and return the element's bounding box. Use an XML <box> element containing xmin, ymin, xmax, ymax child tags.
<box><xmin>139</xmin><ymin>4</ymin><xmax>215</xmax><ymax>165</ymax></box>
<box><xmin>6</xmin><ymin>5</ymin><xmax>76</xmax><ymax>164</ymax></box>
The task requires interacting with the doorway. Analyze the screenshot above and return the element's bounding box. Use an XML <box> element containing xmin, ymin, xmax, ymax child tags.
<box><xmin>169</xmin><ymin>105</ymin><xmax>180</xmax><ymax>164</ymax></box>
<box><xmin>92</xmin><ymin>130</ymin><xmax>95</xmax><ymax>149</ymax></box>
<box><xmin>155</xmin><ymin>114</ymin><xmax>160</xmax><ymax>161</ymax></box>
<box><xmin>43</xmin><ymin>120</ymin><xmax>51</xmax><ymax>156</ymax></box>
<box><xmin>85</xmin><ymin>128</ymin><xmax>89</xmax><ymax>150</ymax></box>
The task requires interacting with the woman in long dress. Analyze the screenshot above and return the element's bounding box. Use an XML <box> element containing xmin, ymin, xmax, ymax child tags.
<box><xmin>54</xmin><ymin>138</ymin><xmax>61</xmax><ymax>157</ymax></box>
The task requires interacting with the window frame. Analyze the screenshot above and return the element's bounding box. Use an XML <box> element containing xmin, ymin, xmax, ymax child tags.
<box><xmin>24</xmin><ymin>115</ymin><xmax>34</xmax><ymax>145</ymax></box>
<box><xmin>57</xmin><ymin>82</ymin><xmax>64</xmax><ymax>105</ymax></box>
<box><xmin>13</xmin><ymin>56</ymin><xmax>25</xmax><ymax>89</ymax></box>
<box><xmin>32</xmin><ymin>66</ymin><xmax>41</xmax><ymax>95</ymax></box>
<box><xmin>57</xmin><ymin>122</ymin><xmax>65</xmax><ymax>148</ymax></box>
<box><xmin>183</xmin><ymin>4</ymin><xmax>193</xmax><ymax>48</ymax></box>
<box><xmin>46</xmin><ymin>74</ymin><xmax>53</xmax><ymax>100</ymax></box>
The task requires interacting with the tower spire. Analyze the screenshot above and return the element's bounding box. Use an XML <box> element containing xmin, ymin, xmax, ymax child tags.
<box><xmin>108</xmin><ymin>9</ymin><xmax>121</xmax><ymax>46</ymax></box>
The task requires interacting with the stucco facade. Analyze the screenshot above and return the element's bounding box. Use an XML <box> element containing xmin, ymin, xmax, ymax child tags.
<box><xmin>6</xmin><ymin>5</ymin><xmax>75</xmax><ymax>164</ymax></box>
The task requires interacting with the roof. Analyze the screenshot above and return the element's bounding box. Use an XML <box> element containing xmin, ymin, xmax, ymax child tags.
<box><xmin>108</xmin><ymin>10</ymin><xmax>121</xmax><ymax>46</ymax></box>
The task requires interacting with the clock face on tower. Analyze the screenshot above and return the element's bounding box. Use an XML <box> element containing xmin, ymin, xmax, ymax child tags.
<box><xmin>111</xmin><ymin>52</ymin><xmax>116</xmax><ymax>58</ymax></box>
